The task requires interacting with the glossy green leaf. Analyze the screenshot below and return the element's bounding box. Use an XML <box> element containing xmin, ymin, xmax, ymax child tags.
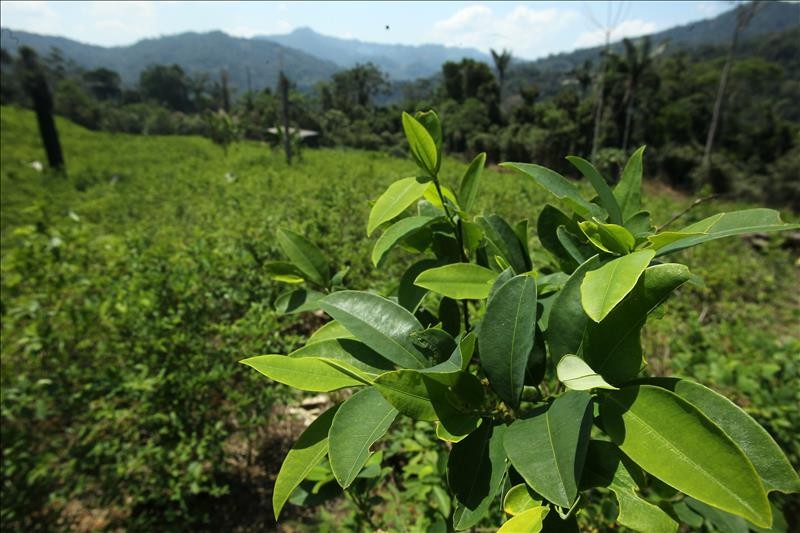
<box><xmin>566</xmin><ymin>155</ymin><xmax>622</xmax><ymax>224</ymax></box>
<box><xmin>478</xmin><ymin>273</ymin><xmax>537</xmax><ymax>408</ymax></box>
<box><xmin>646</xmin><ymin>231</ymin><xmax>704</xmax><ymax>250</ymax></box>
<box><xmin>240</xmin><ymin>355</ymin><xmax>368</xmax><ymax>391</ymax></box>
<box><xmin>435</xmin><ymin>418</ymin><xmax>481</xmax><ymax>443</ymax></box>
<box><xmin>653</xmin><ymin>209</ymin><xmax>798</xmax><ymax>256</ymax></box>
<box><xmin>421</xmin><ymin>331</ymin><xmax>475</xmax><ymax>375</ymax></box>
<box><xmin>458</xmin><ymin>152</ymin><xmax>486</xmax><ymax>211</ymax></box>
<box><xmin>546</xmin><ymin>256</ymin><xmax>601</xmax><ymax>363</ymax></box>
<box><xmin>497</xmin><ymin>506</ymin><xmax>549</xmax><ymax>533</ymax></box>
<box><xmin>579</xmin><ymin>220</ymin><xmax>635</xmax><ymax>255</ymax></box>
<box><xmin>274</xmin><ymin>288</ymin><xmax>325</xmax><ymax>314</ymax></box>
<box><xmin>402</xmin><ymin>111</ymin><xmax>438</xmax><ymax>176</ymax></box>
<box><xmin>273</xmin><ymin>404</ymin><xmax>340</xmax><ymax>519</ymax></box>
<box><xmin>580</xmin><ymin>249</ymin><xmax>655</xmax><ymax>322</ymax></box>
<box><xmin>414</xmin><ymin>110</ymin><xmax>442</xmax><ymax>154</ymax></box>
<box><xmin>581</xmin><ymin>440</ymin><xmax>678</xmax><ymax>533</ymax></box>
<box><xmin>504</xmin><ymin>391</ymin><xmax>593</xmax><ymax>508</ymax></box>
<box><xmin>501</xmin><ymin>162</ymin><xmax>605</xmax><ymax>220</ymax></box>
<box><xmin>306</xmin><ymin>321</ymin><xmax>354</xmax><ymax>345</ymax></box>
<box><xmin>647</xmin><ymin>378</ymin><xmax>800</xmax><ymax>494</ymax></box>
<box><xmin>450</xmin><ymin>423</ymin><xmax>508</xmax><ymax>530</ymax></box>
<box><xmin>374</xmin><ymin>370</ymin><xmax>437</xmax><ymax>420</ymax></box>
<box><xmin>477</xmin><ymin>214</ymin><xmax>532</xmax><ymax>274</ymax></box>
<box><xmin>557</xmin><ymin>226</ymin><xmax>594</xmax><ymax>266</ymax></box>
<box><xmin>398</xmin><ymin>258</ymin><xmax>439</xmax><ymax>312</ymax></box>
<box><xmin>411</xmin><ymin>327</ymin><xmax>456</xmax><ymax>362</ymax></box>
<box><xmin>263</xmin><ymin>261</ymin><xmax>306</xmax><ymax>284</ymax></box>
<box><xmin>557</xmin><ymin>355</ymin><xmax>618</xmax><ymax>391</ymax></box>
<box><xmin>367</xmin><ymin>176</ymin><xmax>430</xmax><ymax>236</ymax></box>
<box><xmin>503</xmin><ymin>484</ymin><xmax>541</xmax><ymax>516</ymax></box>
<box><xmin>424</xmin><ymin>181</ymin><xmax>460</xmax><ymax>210</ymax></box>
<box><xmin>372</xmin><ymin>215</ymin><xmax>438</xmax><ymax>267</ymax></box>
<box><xmin>276</xmin><ymin>228</ymin><xmax>330</xmax><ymax>287</ymax></box>
<box><xmin>413</xmin><ymin>263</ymin><xmax>498</xmax><ymax>300</ymax></box>
<box><xmin>289</xmin><ymin>338</ymin><xmax>394</xmax><ymax>375</ymax></box>
<box><xmin>582</xmin><ymin>263</ymin><xmax>691</xmax><ymax>384</ymax></box>
<box><xmin>329</xmin><ymin>387</ymin><xmax>397</xmax><ymax>488</ymax></box>
<box><xmin>600</xmin><ymin>385</ymin><xmax>771</xmax><ymax>527</ymax></box>
<box><xmin>625</xmin><ymin>210</ymin><xmax>655</xmax><ymax>238</ymax></box>
<box><xmin>614</xmin><ymin>146</ymin><xmax>645</xmax><ymax>222</ymax></box>
<box><xmin>320</xmin><ymin>291</ymin><xmax>428</xmax><ymax>369</ymax></box>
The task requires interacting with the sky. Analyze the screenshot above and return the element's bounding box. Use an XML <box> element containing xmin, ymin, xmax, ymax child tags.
<box><xmin>1</xmin><ymin>1</ymin><xmax>735</xmax><ymax>60</ymax></box>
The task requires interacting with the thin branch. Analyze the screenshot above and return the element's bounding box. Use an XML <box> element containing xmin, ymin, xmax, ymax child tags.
<box><xmin>656</xmin><ymin>194</ymin><xmax>718</xmax><ymax>232</ymax></box>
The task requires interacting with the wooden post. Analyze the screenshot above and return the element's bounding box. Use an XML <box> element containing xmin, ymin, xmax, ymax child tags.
<box><xmin>279</xmin><ymin>70</ymin><xmax>292</xmax><ymax>165</ymax></box>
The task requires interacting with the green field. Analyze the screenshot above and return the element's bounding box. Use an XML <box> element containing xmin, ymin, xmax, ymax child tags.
<box><xmin>1</xmin><ymin>106</ymin><xmax>798</xmax><ymax>530</ymax></box>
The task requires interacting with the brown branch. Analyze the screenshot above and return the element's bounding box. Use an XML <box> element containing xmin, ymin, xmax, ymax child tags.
<box><xmin>656</xmin><ymin>194</ymin><xmax>718</xmax><ymax>233</ymax></box>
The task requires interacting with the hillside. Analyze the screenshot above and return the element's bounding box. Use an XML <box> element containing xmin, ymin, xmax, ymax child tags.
<box><xmin>0</xmin><ymin>30</ymin><xmax>339</xmax><ymax>91</ymax></box>
<box><xmin>259</xmin><ymin>26</ymin><xmax>488</xmax><ymax>80</ymax></box>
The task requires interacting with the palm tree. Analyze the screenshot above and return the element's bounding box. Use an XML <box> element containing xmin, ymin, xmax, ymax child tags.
<box><xmin>490</xmin><ymin>48</ymin><xmax>512</xmax><ymax>101</ymax></box>
<box><xmin>619</xmin><ymin>36</ymin><xmax>653</xmax><ymax>153</ymax></box>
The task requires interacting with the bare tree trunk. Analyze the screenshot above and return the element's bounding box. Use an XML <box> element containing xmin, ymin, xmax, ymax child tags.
<box><xmin>279</xmin><ymin>71</ymin><xmax>292</xmax><ymax>165</ymax></box>
<box><xmin>591</xmin><ymin>31</ymin><xmax>611</xmax><ymax>162</ymax></box>
<box><xmin>20</xmin><ymin>48</ymin><xmax>64</xmax><ymax>171</ymax></box>
<box><xmin>701</xmin><ymin>2</ymin><xmax>758</xmax><ymax>189</ymax></box>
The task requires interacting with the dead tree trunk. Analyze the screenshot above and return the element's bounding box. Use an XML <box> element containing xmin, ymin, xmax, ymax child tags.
<box><xmin>20</xmin><ymin>47</ymin><xmax>64</xmax><ymax>171</ymax></box>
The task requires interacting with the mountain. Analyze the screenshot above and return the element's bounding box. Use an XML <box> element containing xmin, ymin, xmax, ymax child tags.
<box><xmin>0</xmin><ymin>30</ymin><xmax>340</xmax><ymax>91</ymax></box>
<box><xmin>258</xmin><ymin>27</ymin><xmax>488</xmax><ymax>80</ymax></box>
<box><xmin>506</xmin><ymin>1</ymin><xmax>800</xmax><ymax>96</ymax></box>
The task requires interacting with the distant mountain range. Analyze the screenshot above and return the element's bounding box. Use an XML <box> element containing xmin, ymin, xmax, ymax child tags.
<box><xmin>1</xmin><ymin>2</ymin><xmax>797</xmax><ymax>94</ymax></box>
<box><xmin>258</xmin><ymin>27</ymin><xmax>488</xmax><ymax>80</ymax></box>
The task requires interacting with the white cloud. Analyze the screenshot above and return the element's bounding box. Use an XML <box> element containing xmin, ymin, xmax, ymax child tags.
<box><xmin>429</xmin><ymin>4</ymin><xmax>580</xmax><ymax>60</ymax></box>
<box><xmin>695</xmin><ymin>1</ymin><xmax>726</xmax><ymax>17</ymax></box>
<box><xmin>0</xmin><ymin>1</ymin><xmax>59</xmax><ymax>34</ymax></box>
<box><xmin>574</xmin><ymin>19</ymin><xmax>659</xmax><ymax>48</ymax></box>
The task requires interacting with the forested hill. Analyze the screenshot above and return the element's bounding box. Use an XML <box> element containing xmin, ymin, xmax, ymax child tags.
<box><xmin>2</xmin><ymin>1</ymin><xmax>798</xmax><ymax>92</ymax></box>
<box><xmin>258</xmin><ymin>27</ymin><xmax>488</xmax><ymax>80</ymax></box>
<box><xmin>0</xmin><ymin>30</ymin><xmax>340</xmax><ymax>90</ymax></box>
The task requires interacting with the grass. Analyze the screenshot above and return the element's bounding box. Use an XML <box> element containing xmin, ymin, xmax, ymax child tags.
<box><xmin>1</xmin><ymin>106</ymin><xmax>797</xmax><ymax>530</ymax></box>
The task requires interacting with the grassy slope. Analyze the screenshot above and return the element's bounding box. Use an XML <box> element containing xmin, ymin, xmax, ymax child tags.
<box><xmin>2</xmin><ymin>106</ymin><xmax>798</xmax><ymax>525</ymax></box>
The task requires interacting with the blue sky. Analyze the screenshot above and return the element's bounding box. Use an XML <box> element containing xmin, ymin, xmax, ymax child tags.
<box><xmin>1</xmin><ymin>1</ymin><xmax>734</xmax><ymax>59</ymax></box>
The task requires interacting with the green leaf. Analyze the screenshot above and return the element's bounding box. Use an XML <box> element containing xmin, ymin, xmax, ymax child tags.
<box><xmin>461</xmin><ymin>220</ymin><xmax>484</xmax><ymax>253</ymax></box>
<box><xmin>450</xmin><ymin>423</ymin><xmax>509</xmax><ymax>530</ymax></box>
<box><xmin>478</xmin><ymin>273</ymin><xmax>537</xmax><ymax>408</ymax></box>
<box><xmin>614</xmin><ymin>146</ymin><xmax>645</xmax><ymax>222</ymax></box>
<box><xmin>422</xmin><ymin>331</ymin><xmax>475</xmax><ymax>375</ymax></box>
<box><xmin>424</xmin><ymin>181</ymin><xmax>461</xmax><ymax>210</ymax></box>
<box><xmin>273</xmin><ymin>404</ymin><xmax>340</xmax><ymax>519</ymax></box>
<box><xmin>653</xmin><ymin>209</ymin><xmax>799</xmax><ymax>256</ymax></box>
<box><xmin>647</xmin><ymin>378</ymin><xmax>800</xmax><ymax>494</ymax></box>
<box><xmin>240</xmin><ymin>355</ymin><xmax>368</xmax><ymax>391</ymax></box>
<box><xmin>372</xmin><ymin>215</ymin><xmax>438</xmax><ymax>267</ymax></box>
<box><xmin>504</xmin><ymin>391</ymin><xmax>593</xmax><ymax>508</ymax></box>
<box><xmin>566</xmin><ymin>155</ymin><xmax>622</xmax><ymax>224</ymax></box>
<box><xmin>414</xmin><ymin>263</ymin><xmax>498</xmax><ymax>300</ymax></box>
<box><xmin>459</xmin><ymin>152</ymin><xmax>486</xmax><ymax>212</ymax></box>
<box><xmin>537</xmin><ymin>204</ymin><xmax>581</xmax><ymax>272</ymax></box>
<box><xmin>402</xmin><ymin>111</ymin><xmax>439</xmax><ymax>176</ymax></box>
<box><xmin>289</xmin><ymin>338</ymin><xmax>394</xmax><ymax>375</ymax></box>
<box><xmin>320</xmin><ymin>291</ymin><xmax>428</xmax><ymax>369</ymax></box>
<box><xmin>579</xmin><ymin>220</ymin><xmax>635</xmax><ymax>255</ymax></box>
<box><xmin>580</xmin><ymin>249</ymin><xmax>655</xmax><ymax>322</ymax></box>
<box><xmin>414</xmin><ymin>110</ymin><xmax>442</xmax><ymax>153</ymax></box>
<box><xmin>274</xmin><ymin>288</ymin><xmax>325</xmax><ymax>314</ymax></box>
<box><xmin>436</xmin><ymin>418</ymin><xmax>481</xmax><ymax>443</ymax></box>
<box><xmin>329</xmin><ymin>387</ymin><xmax>397</xmax><ymax>488</ymax></box>
<box><xmin>646</xmin><ymin>231</ymin><xmax>704</xmax><ymax>250</ymax></box>
<box><xmin>581</xmin><ymin>440</ymin><xmax>678</xmax><ymax>533</ymax></box>
<box><xmin>600</xmin><ymin>385</ymin><xmax>771</xmax><ymax>527</ymax></box>
<box><xmin>263</xmin><ymin>261</ymin><xmax>306</xmax><ymax>284</ymax></box>
<box><xmin>398</xmin><ymin>259</ymin><xmax>440</xmax><ymax>312</ymax></box>
<box><xmin>497</xmin><ymin>506</ymin><xmax>549</xmax><ymax>533</ymax></box>
<box><xmin>557</xmin><ymin>355</ymin><xmax>618</xmax><ymax>391</ymax></box>
<box><xmin>625</xmin><ymin>210</ymin><xmax>655</xmax><ymax>238</ymax></box>
<box><xmin>276</xmin><ymin>228</ymin><xmax>331</xmax><ymax>287</ymax></box>
<box><xmin>546</xmin><ymin>256</ymin><xmax>602</xmax><ymax>363</ymax></box>
<box><xmin>503</xmin><ymin>484</ymin><xmax>541</xmax><ymax>516</ymax></box>
<box><xmin>367</xmin><ymin>176</ymin><xmax>430</xmax><ymax>236</ymax></box>
<box><xmin>501</xmin><ymin>162</ymin><xmax>605</xmax><ymax>220</ymax></box>
<box><xmin>557</xmin><ymin>226</ymin><xmax>594</xmax><ymax>266</ymax></box>
<box><xmin>582</xmin><ymin>263</ymin><xmax>691</xmax><ymax>384</ymax></box>
<box><xmin>477</xmin><ymin>214</ymin><xmax>532</xmax><ymax>274</ymax></box>
<box><xmin>306</xmin><ymin>321</ymin><xmax>354</xmax><ymax>344</ymax></box>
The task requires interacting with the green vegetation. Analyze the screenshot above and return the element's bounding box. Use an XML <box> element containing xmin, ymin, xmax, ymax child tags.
<box><xmin>1</xmin><ymin>106</ymin><xmax>798</xmax><ymax>530</ymax></box>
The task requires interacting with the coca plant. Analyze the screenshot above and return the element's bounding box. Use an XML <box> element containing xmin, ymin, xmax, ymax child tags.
<box><xmin>243</xmin><ymin>110</ymin><xmax>799</xmax><ymax>531</ymax></box>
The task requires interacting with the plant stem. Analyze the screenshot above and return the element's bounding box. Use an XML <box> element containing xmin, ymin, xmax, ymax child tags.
<box><xmin>656</xmin><ymin>194</ymin><xmax>717</xmax><ymax>232</ymax></box>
